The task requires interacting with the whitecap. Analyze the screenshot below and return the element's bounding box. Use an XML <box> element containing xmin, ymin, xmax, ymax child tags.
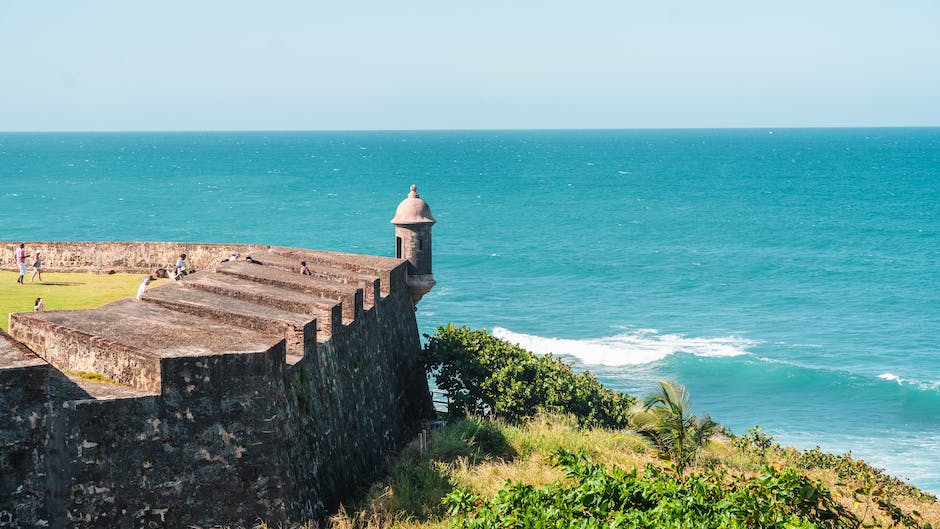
<box><xmin>491</xmin><ymin>327</ymin><xmax>754</xmax><ymax>367</ymax></box>
<box><xmin>876</xmin><ymin>373</ymin><xmax>940</xmax><ymax>392</ymax></box>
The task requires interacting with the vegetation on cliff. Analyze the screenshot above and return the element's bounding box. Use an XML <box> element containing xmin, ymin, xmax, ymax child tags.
<box><xmin>313</xmin><ymin>326</ymin><xmax>938</xmax><ymax>529</ymax></box>
<box><xmin>626</xmin><ymin>379</ymin><xmax>719</xmax><ymax>477</ymax></box>
<box><xmin>422</xmin><ymin>323</ymin><xmax>635</xmax><ymax>428</ymax></box>
<box><xmin>318</xmin><ymin>414</ymin><xmax>937</xmax><ymax>529</ymax></box>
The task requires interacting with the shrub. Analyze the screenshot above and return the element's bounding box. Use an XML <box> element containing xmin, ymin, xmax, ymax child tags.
<box><xmin>444</xmin><ymin>450</ymin><xmax>861</xmax><ymax>529</ymax></box>
<box><xmin>422</xmin><ymin>324</ymin><xmax>635</xmax><ymax>427</ymax></box>
<box><xmin>734</xmin><ymin>426</ymin><xmax>779</xmax><ymax>456</ymax></box>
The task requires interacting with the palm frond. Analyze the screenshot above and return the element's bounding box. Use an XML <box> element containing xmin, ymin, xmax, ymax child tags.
<box><xmin>628</xmin><ymin>380</ymin><xmax>715</xmax><ymax>477</ymax></box>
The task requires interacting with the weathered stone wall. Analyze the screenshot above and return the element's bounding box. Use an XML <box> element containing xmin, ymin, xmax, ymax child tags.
<box><xmin>0</xmin><ymin>243</ymin><xmax>432</xmax><ymax>528</ymax></box>
<box><xmin>0</xmin><ymin>241</ymin><xmax>271</xmax><ymax>273</ymax></box>
<box><xmin>0</xmin><ymin>335</ymin><xmax>51</xmax><ymax>528</ymax></box>
<box><xmin>8</xmin><ymin>315</ymin><xmax>164</xmax><ymax>393</ymax></box>
<box><xmin>45</xmin><ymin>347</ymin><xmax>294</xmax><ymax>528</ymax></box>
<box><xmin>286</xmin><ymin>266</ymin><xmax>429</xmax><ymax>516</ymax></box>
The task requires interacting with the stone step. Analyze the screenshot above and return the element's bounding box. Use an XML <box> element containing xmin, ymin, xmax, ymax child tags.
<box><xmin>237</xmin><ymin>250</ymin><xmax>381</xmax><ymax>306</ymax></box>
<box><xmin>269</xmin><ymin>248</ymin><xmax>399</xmax><ymax>297</ymax></box>
<box><xmin>9</xmin><ymin>299</ymin><xmax>284</xmax><ymax>394</ymax></box>
<box><xmin>230</xmin><ymin>250</ymin><xmax>309</xmax><ymax>273</ymax></box>
<box><xmin>0</xmin><ymin>330</ymin><xmax>45</xmax><ymax>370</ymax></box>
<box><xmin>142</xmin><ymin>283</ymin><xmax>320</xmax><ymax>356</ymax></box>
<box><xmin>2</xmin><ymin>331</ymin><xmax>157</xmax><ymax>401</ymax></box>
<box><xmin>179</xmin><ymin>272</ymin><xmax>346</xmax><ymax>326</ymax></box>
<box><xmin>217</xmin><ymin>260</ymin><xmax>364</xmax><ymax>317</ymax></box>
<box><xmin>54</xmin><ymin>370</ymin><xmax>158</xmax><ymax>400</ymax></box>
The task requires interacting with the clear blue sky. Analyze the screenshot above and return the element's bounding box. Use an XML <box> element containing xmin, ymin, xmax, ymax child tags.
<box><xmin>2</xmin><ymin>1</ymin><xmax>938</xmax><ymax>131</ymax></box>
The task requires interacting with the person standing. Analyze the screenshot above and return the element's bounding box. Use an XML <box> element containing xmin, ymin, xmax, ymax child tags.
<box><xmin>136</xmin><ymin>276</ymin><xmax>152</xmax><ymax>300</ymax></box>
<box><xmin>15</xmin><ymin>243</ymin><xmax>27</xmax><ymax>284</ymax></box>
<box><xmin>30</xmin><ymin>249</ymin><xmax>43</xmax><ymax>283</ymax></box>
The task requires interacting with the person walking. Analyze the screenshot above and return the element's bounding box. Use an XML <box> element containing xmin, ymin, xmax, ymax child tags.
<box><xmin>30</xmin><ymin>250</ymin><xmax>43</xmax><ymax>283</ymax></box>
<box><xmin>15</xmin><ymin>243</ymin><xmax>27</xmax><ymax>284</ymax></box>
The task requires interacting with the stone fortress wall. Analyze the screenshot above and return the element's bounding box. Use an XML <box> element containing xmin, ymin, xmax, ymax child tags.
<box><xmin>0</xmin><ymin>239</ymin><xmax>434</xmax><ymax>528</ymax></box>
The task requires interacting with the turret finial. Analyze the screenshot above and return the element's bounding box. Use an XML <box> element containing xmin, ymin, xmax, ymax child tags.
<box><xmin>409</xmin><ymin>184</ymin><xmax>419</xmax><ymax>198</ymax></box>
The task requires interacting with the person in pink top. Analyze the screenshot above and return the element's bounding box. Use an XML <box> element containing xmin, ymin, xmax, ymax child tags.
<box><xmin>15</xmin><ymin>243</ymin><xmax>27</xmax><ymax>284</ymax></box>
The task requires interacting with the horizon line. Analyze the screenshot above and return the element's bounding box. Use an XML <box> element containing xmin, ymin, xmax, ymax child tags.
<box><xmin>2</xmin><ymin>125</ymin><xmax>940</xmax><ymax>134</ymax></box>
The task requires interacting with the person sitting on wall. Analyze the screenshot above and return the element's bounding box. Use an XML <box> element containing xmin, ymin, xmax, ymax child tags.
<box><xmin>33</xmin><ymin>297</ymin><xmax>44</xmax><ymax>312</ymax></box>
<box><xmin>245</xmin><ymin>255</ymin><xmax>263</xmax><ymax>265</ymax></box>
<box><xmin>174</xmin><ymin>253</ymin><xmax>188</xmax><ymax>280</ymax></box>
<box><xmin>300</xmin><ymin>261</ymin><xmax>312</xmax><ymax>275</ymax></box>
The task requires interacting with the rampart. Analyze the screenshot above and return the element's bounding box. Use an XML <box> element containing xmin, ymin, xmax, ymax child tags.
<box><xmin>0</xmin><ymin>241</ymin><xmax>433</xmax><ymax>528</ymax></box>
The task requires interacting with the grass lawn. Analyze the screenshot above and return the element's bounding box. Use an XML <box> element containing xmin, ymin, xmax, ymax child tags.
<box><xmin>0</xmin><ymin>271</ymin><xmax>165</xmax><ymax>332</ymax></box>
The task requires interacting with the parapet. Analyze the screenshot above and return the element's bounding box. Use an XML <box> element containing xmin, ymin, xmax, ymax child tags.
<box><xmin>0</xmin><ymin>242</ymin><xmax>432</xmax><ymax>528</ymax></box>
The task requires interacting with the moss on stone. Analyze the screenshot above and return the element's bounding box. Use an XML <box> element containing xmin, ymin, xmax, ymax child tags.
<box><xmin>64</xmin><ymin>370</ymin><xmax>121</xmax><ymax>385</ymax></box>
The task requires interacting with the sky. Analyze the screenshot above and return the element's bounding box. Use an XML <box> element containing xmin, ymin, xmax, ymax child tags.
<box><xmin>1</xmin><ymin>1</ymin><xmax>939</xmax><ymax>131</ymax></box>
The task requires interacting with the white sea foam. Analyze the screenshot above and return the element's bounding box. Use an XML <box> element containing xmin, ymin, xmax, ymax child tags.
<box><xmin>491</xmin><ymin>327</ymin><xmax>755</xmax><ymax>367</ymax></box>
<box><xmin>877</xmin><ymin>373</ymin><xmax>940</xmax><ymax>391</ymax></box>
<box><xmin>878</xmin><ymin>373</ymin><xmax>902</xmax><ymax>383</ymax></box>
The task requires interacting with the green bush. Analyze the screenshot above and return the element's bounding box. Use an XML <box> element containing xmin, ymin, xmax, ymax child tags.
<box><xmin>423</xmin><ymin>324</ymin><xmax>635</xmax><ymax>427</ymax></box>
<box><xmin>444</xmin><ymin>450</ymin><xmax>860</xmax><ymax>529</ymax></box>
<box><xmin>734</xmin><ymin>426</ymin><xmax>780</xmax><ymax>456</ymax></box>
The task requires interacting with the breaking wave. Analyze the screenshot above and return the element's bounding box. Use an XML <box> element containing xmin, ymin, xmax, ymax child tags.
<box><xmin>878</xmin><ymin>373</ymin><xmax>940</xmax><ymax>392</ymax></box>
<box><xmin>491</xmin><ymin>327</ymin><xmax>755</xmax><ymax>366</ymax></box>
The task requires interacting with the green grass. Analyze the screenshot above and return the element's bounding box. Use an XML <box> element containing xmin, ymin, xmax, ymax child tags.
<box><xmin>0</xmin><ymin>270</ymin><xmax>164</xmax><ymax>332</ymax></box>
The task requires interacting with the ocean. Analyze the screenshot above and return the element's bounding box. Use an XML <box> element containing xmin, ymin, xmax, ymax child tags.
<box><xmin>1</xmin><ymin>129</ymin><xmax>938</xmax><ymax>492</ymax></box>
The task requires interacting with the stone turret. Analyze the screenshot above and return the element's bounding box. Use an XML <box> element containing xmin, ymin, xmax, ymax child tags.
<box><xmin>391</xmin><ymin>185</ymin><xmax>436</xmax><ymax>305</ymax></box>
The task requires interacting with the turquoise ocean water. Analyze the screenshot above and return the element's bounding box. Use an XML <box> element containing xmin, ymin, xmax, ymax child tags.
<box><xmin>2</xmin><ymin>129</ymin><xmax>938</xmax><ymax>492</ymax></box>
